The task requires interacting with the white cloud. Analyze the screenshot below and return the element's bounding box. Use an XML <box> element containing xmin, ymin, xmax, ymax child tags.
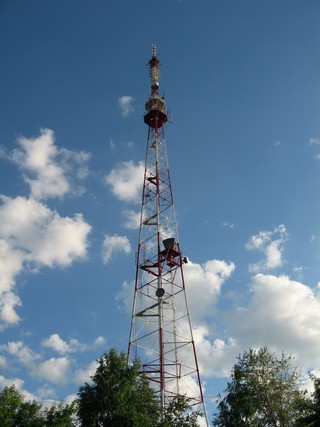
<box><xmin>0</xmin><ymin>195</ymin><xmax>91</xmax><ymax>330</ymax></box>
<box><xmin>10</xmin><ymin>129</ymin><xmax>90</xmax><ymax>200</ymax></box>
<box><xmin>115</xmin><ymin>280</ymin><xmax>134</xmax><ymax>313</ymax></box>
<box><xmin>246</xmin><ymin>224</ymin><xmax>287</xmax><ymax>273</ymax></box>
<box><xmin>193</xmin><ymin>325</ymin><xmax>239</xmax><ymax>378</ymax></box>
<box><xmin>0</xmin><ymin>130</ymin><xmax>92</xmax><ymax>330</ymax></box>
<box><xmin>228</xmin><ymin>273</ymin><xmax>320</xmax><ymax>368</ymax></box>
<box><xmin>0</xmin><ymin>129</ymin><xmax>92</xmax><ymax>315</ymax></box>
<box><xmin>0</xmin><ymin>336</ymin><xmax>106</xmax><ymax>391</ymax></box>
<box><xmin>121</xmin><ymin>256</ymin><xmax>236</xmax><ymax>389</ymax></box>
<box><xmin>41</xmin><ymin>333</ymin><xmax>106</xmax><ymax>354</ymax></box>
<box><xmin>68</xmin><ymin>150</ymin><xmax>91</xmax><ymax>180</ymax></box>
<box><xmin>36</xmin><ymin>385</ymin><xmax>58</xmax><ymax>401</ymax></box>
<box><xmin>0</xmin><ymin>196</ymin><xmax>91</xmax><ymax>268</ymax></box>
<box><xmin>0</xmin><ymin>375</ymin><xmax>25</xmax><ymax>391</ymax></box>
<box><xmin>188</xmin><ymin>272</ymin><xmax>320</xmax><ymax>382</ymax></box>
<box><xmin>122</xmin><ymin>209</ymin><xmax>140</xmax><ymax>229</ymax></box>
<box><xmin>12</xmin><ymin>129</ymin><xmax>69</xmax><ymax>199</ymax></box>
<box><xmin>104</xmin><ymin>160</ymin><xmax>144</xmax><ymax>203</ymax></box>
<box><xmin>0</xmin><ymin>355</ymin><xmax>7</xmax><ymax>368</ymax></box>
<box><xmin>1</xmin><ymin>341</ymin><xmax>71</xmax><ymax>385</ymax></box>
<box><xmin>118</xmin><ymin>96</ymin><xmax>135</xmax><ymax>117</ymax></box>
<box><xmin>0</xmin><ymin>375</ymin><xmax>37</xmax><ymax>401</ymax></box>
<box><xmin>117</xmin><ymin>258</ymin><xmax>235</xmax><ymax>322</ymax></box>
<box><xmin>37</xmin><ymin>357</ymin><xmax>71</xmax><ymax>384</ymax></box>
<box><xmin>309</xmin><ymin>137</ymin><xmax>320</xmax><ymax>145</ymax></box>
<box><xmin>74</xmin><ymin>360</ymin><xmax>98</xmax><ymax>384</ymax></box>
<box><xmin>41</xmin><ymin>334</ymin><xmax>70</xmax><ymax>354</ymax></box>
<box><xmin>222</xmin><ymin>221</ymin><xmax>236</xmax><ymax>229</ymax></box>
<box><xmin>102</xmin><ymin>234</ymin><xmax>132</xmax><ymax>264</ymax></box>
<box><xmin>93</xmin><ymin>336</ymin><xmax>106</xmax><ymax>347</ymax></box>
<box><xmin>184</xmin><ymin>259</ymin><xmax>235</xmax><ymax>323</ymax></box>
<box><xmin>32</xmin><ymin>212</ymin><xmax>91</xmax><ymax>268</ymax></box>
<box><xmin>0</xmin><ymin>239</ymin><xmax>24</xmax><ymax>293</ymax></box>
<box><xmin>0</xmin><ymin>292</ymin><xmax>22</xmax><ymax>329</ymax></box>
<box><xmin>6</xmin><ymin>341</ymin><xmax>41</xmax><ymax>366</ymax></box>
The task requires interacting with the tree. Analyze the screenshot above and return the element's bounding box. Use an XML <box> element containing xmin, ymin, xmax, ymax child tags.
<box><xmin>0</xmin><ymin>385</ymin><xmax>43</xmax><ymax>427</ymax></box>
<box><xmin>213</xmin><ymin>347</ymin><xmax>309</xmax><ymax>427</ymax></box>
<box><xmin>77</xmin><ymin>348</ymin><xmax>160</xmax><ymax>426</ymax></box>
<box><xmin>0</xmin><ymin>385</ymin><xmax>76</xmax><ymax>427</ymax></box>
<box><xmin>295</xmin><ymin>374</ymin><xmax>320</xmax><ymax>427</ymax></box>
<box><xmin>43</xmin><ymin>401</ymin><xmax>76</xmax><ymax>426</ymax></box>
<box><xmin>159</xmin><ymin>395</ymin><xmax>201</xmax><ymax>427</ymax></box>
<box><xmin>77</xmin><ymin>348</ymin><xmax>202</xmax><ymax>426</ymax></box>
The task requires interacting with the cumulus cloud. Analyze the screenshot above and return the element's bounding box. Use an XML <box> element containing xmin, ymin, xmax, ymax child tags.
<box><xmin>37</xmin><ymin>357</ymin><xmax>71</xmax><ymax>384</ymax></box>
<box><xmin>223</xmin><ymin>221</ymin><xmax>236</xmax><ymax>229</ymax></box>
<box><xmin>118</xmin><ymin>257</ymin><xmax>236</xmax><ymax>390</ymax></box>
<box><xmin>0</xmin><ymin>291</ymin><xmax>22</xmax><ymax>328</ymax></box>
<box><xmin>118</xmin><ymin>96</ymin><xmax>135</xmax><ymax>117</ymax></box>
<box><xmin>10</xmin><ymin>129</ymin><xmax>91</xmax><ymax>200</ymax></box>
<box><xmin>5</xmin><ymin>340</ymin><xmax>41</xmax><ymax>366</ymax></box>
<box><xmin>184</xmin><ymin>259</ymin><xmax>235</xmax><ymax>323</ymax></box>
<box><xmin>41</xmin><ymin>334</ymin><xmax>70</xmax><ymax>354</ymax></box>
<box><xmin>246</xmin><ymin>224</ymin><xmax>287</xmax><ymax>273</ymax></box>
<box><xmin>102</xmin><ymin>234</ymin><xmax>132</xmax><ymax>264</ymax></box>
<box><xmin>117</xmin><ymin>258</ymin><xmax>235</xmax><ymax>322</ymax></box>
<box><xmin>0</xmin><ymin>195</ymin><xmax>91</xmax><ymax>329</ymax></box>
<box><xmin>188</xmin><ymin>272</ymin><xmax>320</xmax><ymax>382</ymax></box>
<box><xmin>0</xmin><ymin>196</ymin><xmax>91</xmax><ymax>268</ymax></box>
<box><xmin>74</xmin><ymin>360</ymin><xmax>98</xmax><ymax>384</ymax></box>
<box><xmin>0</xmin><ymin>375</ymin><xmax>37</xmax><ymax>401</ymax></box>
<box><xmin>148</xmin><ymin>259</ymin><xmax>236</xmax><ymax>386</ymax></box>
<box><xmin>1</xmin><ymin>336</ymin><xmax>104</xmax><ymax>388</ymax></box>
<box><xmin>309</xmin><ymin>137</ymin><xmax>320</xmax><ymax>145</ymax></box>
<box><xmin>0</xmin><ymin>129</ymin><xmax>93</xmax><ymax>329</ymax></box>
<box><xmin>0</xmin><ymin>355</ymin><xmax>7</xmax><ymax>368</ymax></box>
<box><xmin>228</xmin><ymin>273</ymin><xmax>320</xmax><ymax>368</ymax></box>
<box><xmin>193</xmin><ymin>325</ymin><xmax>239</xmax><ymax>378</ymax></box>
<box><xmin>0</xmin><ymin>239</ymin><xmax>24</xmax><ymax>293</ymax></box>
<box><xmin>104</xmin><ymin>160</ymin><xmax>144</xmax><ymax>203</ymax></box>
<box><xmin>41</xmin><ymin>333</ymin><xmax>106</xmax><ymax>354</ymax></box>
<box><xmin>0</xmin><ymin>374</ymin><xmax>25</xmax><ymax>390</ymax></box>
<box><xmin>115</xmin><ymin>280</ymin><xmax>134</xmax><ymax>314</ymax></box>
<box><xmin>122</xmin><ymin>209</ymin><xmax>141</xmax><ymax>229</ymax></box>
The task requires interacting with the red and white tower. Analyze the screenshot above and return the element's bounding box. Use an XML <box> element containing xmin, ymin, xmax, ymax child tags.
<box><xmin>128</xmin><ymin>45</ymin><xmax>208</xmax><ymax>425</ymax></box>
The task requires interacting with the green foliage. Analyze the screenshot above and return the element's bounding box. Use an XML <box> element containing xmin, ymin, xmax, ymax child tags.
<box><xmin>159</xmin><ymin>395</ymin><xmax>201</xmax><ymax>427</ymax></box>
<box><xmin>0</xmin><ymin>385</ymin><xmax>43</xmax><ymax>427</ymax></box>
<box><xmin>294</xmin><ymin>374</ymin><xmax>320</xmax><ymax>427</ymax></box>
<box><xmin>43</xmin><ymin>401</ymin><xmax>77</xmax><ymax>426</ymax></box>
<box><xmin>0</xmin><ymin>385</ymin><xmax>76</xmax><ymax>427</ymax></box>
<box><xmin>0</xmin><ymin>349</ymin><xmax>202</xmax><ymax>426</ymax></box>
<box><xmin>77</xmin><ymin>348</ymin><xmax>202</xmax><ymax>426</ymax></box>
<box><xmin>213</xmin><ymin>347</ymin><xmax>309</xmax><ymax>427</ymax></box>
<box><xmin>77</xmin><ymin>348</ymin><xmax>160</xmax><ymax>426</ymax></box>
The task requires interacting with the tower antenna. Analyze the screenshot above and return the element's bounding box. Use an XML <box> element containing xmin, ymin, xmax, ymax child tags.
<box><xmin>128</xmin><ymin>46</ymin><xmax>209</xmax><ymax>425</ymax></box>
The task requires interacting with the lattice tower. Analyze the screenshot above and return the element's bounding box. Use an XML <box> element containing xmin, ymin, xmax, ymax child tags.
<box><xmin>128</xmin><ymin>45</ymin><xmax>208</xmax><ymax>425</ymax></box>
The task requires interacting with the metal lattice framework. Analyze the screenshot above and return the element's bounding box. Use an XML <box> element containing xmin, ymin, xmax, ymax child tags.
<box><xmin>128</xmin><ymin>46</ymin><xmax>208</xmax><ymax>423</ymax></box>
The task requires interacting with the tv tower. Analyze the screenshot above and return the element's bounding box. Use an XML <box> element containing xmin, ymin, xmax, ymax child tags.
<box><xmin>128</xmin><ymin>45</ymin><xmax>208</xmax><ymax>425</ymax></box>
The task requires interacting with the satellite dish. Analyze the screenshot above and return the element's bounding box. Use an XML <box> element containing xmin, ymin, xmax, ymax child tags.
<box><xmin>156</xmin><ymin>288</ymin><xmax>165</xmax><ymax>298</ymax></box>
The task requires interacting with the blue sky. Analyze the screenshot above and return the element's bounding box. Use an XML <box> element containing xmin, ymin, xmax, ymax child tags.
<box><xmin>1</xmin><ymin>0</ymin><xmax>320</xmax><ymax>422</ymax></box>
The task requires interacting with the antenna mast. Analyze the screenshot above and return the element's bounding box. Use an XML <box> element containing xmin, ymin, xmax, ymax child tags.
<box><xmin>128</xmin><ymin>45</ymin><xmax>208</xmax><ymax>425</ymax></box>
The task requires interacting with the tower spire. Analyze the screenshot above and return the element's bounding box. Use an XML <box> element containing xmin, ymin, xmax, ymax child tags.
<box><xmin>128</xmin><ymin>47</ymin><xmax>208</xmax><ymax>426</ymax></box>
<box><xmin>144</xmin><ymin>44</ymin><xmax>167</xmax><ymax>129</ymax></box>
<box><xmin>149</xmin><ymin>44</ymin><xmax>160</xmax><ymax>96</ymax></box>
